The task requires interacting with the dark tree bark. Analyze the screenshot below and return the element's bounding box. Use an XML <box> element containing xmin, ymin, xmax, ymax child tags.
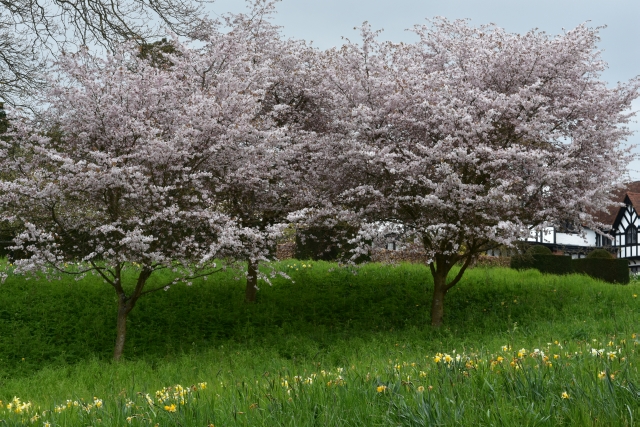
<box><xmin>430</xmin><ymin>266</ymin><xmax>449</xmax><ymax>327</ymax></box>
<box><xmin>428</xmin><ymin>253</ymin><xmax>474</xmax><ymax>327</ymax></box>
<box><xmin>112</xmin><ymin>266</ymin><xmax>152</xmax><ymax>361</ymax></box>
<box><xmin>245</xmin><ymin>260</ymin><xmax>259</xmax><ymax>303</ymax></box>
<box><xmin>114</xmin><ymin>294</ymin><xmax>132</xmax><ymax>361</ymax></box>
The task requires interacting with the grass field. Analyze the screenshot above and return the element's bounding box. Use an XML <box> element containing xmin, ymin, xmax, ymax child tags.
<box><xmin>0</xmin><ymin>260</ymin><xmax>638</xmax><ymax>426</ymax></box>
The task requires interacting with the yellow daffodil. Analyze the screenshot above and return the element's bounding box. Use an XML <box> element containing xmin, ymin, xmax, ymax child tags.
<box><xmin>561</xmin><ymin>391</ymin><xmax>570</xmax><ymax>399</ymax></box>
<box><xmin>376</xmin><ymin>385</ymin><xmax>387</xmax><ymax>393</ymax></box>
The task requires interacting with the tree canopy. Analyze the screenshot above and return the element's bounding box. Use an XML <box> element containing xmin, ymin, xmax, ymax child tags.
<box><xmin>0</xmin><ymin>3</ymin><xmax>638</xmax><ymax>357</ymax></box>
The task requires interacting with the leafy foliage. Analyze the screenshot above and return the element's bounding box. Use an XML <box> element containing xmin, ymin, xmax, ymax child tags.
<box><xmin>586</xmin><ymin>248</ymin><xmax>615</xmax><ymax>259</ymax></box>
<box><xmin>526</xmin><ymin>245</ymin><xmax>553</xmax><ymax>255</ymax></box>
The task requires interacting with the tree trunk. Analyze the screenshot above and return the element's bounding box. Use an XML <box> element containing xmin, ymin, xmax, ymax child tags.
<box><xmin>112</xmin><ymin>266</ymin><xmax>151</xmax><ymax>361</ymax></box>
<box><xmin>114</xmin><ymin>295</ymin><xmax>131</xmax><ymax>361</ymax></box>
<box><xmin>245</xmin><ymin>260</ymin><xmax>258</xmax><ymax>303</ymax></box>
<box><xmin>430</xmin><ymin>270</ymin><xmax>448</xmax><ymax>327</ymax></box>
<box><xmin>426</xmin><ymin>250</ymin><xmax>476</xmax><ymax>327</ymax></box>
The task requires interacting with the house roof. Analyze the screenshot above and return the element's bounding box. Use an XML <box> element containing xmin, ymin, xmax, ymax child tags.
<box><xmin>612</xmin><ymin>192</ymin><xmax>640</xmax><ymax>231</ymax></box>
<box><xmin>592</xmin><ymin>182</ymin><xmax>640</xmax><ymax>227</ymax></box>
<box><xmin>627</xmin><ymin>192</ymin><xmax>640</xmax><ymax>211</ymax></box>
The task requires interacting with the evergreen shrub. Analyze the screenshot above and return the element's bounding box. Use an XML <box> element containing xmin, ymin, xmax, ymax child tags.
<box><xmin>526</xmin><ymin>245</ymin><xmax>553</xmax><ymax>255</ymax></box>
<box><xmin>585</xmin><ymin>248</ymin><xmax>614</xmax><ymax>259</ymax></box>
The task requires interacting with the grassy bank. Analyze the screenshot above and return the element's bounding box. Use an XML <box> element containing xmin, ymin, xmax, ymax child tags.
<box><xmin>0</xmin><ymin>260</ymin><xmax>638</xmax><ymax>425</ymax></box>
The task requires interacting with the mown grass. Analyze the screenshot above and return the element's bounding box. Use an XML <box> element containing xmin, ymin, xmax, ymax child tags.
<box><xmin>0</xmin><ymin>259</ymin><xmax>639</xmax><ymax>426</ymax></box>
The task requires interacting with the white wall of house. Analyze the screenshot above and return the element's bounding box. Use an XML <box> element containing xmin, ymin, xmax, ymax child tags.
<box><xmin>556</xmin><ymin>229</ymin><xmax>596</xmax><ymax>246</ymax></box>
<box><xmin>526</xmin><ymin>227</ymin><xmax>554</xmax><ymax>243</ymax></box>
<box><xmin>526</xmin><ymin>227</ymin><xmax>597</xmax><ymax>247</ymax></box>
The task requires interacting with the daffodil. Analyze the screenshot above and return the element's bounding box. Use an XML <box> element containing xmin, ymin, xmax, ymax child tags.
<box><xmin>376</xmin><ymin>385</ymin><xmax>387</xmax><ymax>393</ymax></box>
<box><xmin>561</xmin><ymin>391</ymin><xmax>570</xmax><ymax>399</ymax></box>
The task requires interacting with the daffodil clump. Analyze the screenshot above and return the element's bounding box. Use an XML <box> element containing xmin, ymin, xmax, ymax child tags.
<box><xmin>285</xmin><ymin>262</ymin><xmax>312</xmax><ymax>272</ymax></box>
<box><xmin>0</xmin><ymin>384</ymin><xmax>207</xmax><ymax>427</ymax></box>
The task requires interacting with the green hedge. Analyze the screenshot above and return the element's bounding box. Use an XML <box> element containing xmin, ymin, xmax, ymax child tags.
<box><xmin>510</xmin><ymin>253</ymin><xmax>573</xmax><ymax>275</ymax></box>
<box><xmin>573</xmin><ymin>258</ymin><xmax>629</xmax><ymax>284</ymax></box>
<box><xmin>510</xmin><ymin>247</ymin><xmax>630</xmax><ymax>284</ymax></box>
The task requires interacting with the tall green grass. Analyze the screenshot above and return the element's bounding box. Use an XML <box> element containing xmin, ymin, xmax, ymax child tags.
<box><xmin>0</xmin><ymin>260</ymin><xmax>638</xmax><ymax>425</ymax></box>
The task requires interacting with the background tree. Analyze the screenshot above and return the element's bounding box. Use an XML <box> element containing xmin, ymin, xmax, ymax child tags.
<box><xmin>0</xmin><ymin>33</ymin><xmax>273</xmax><ymax>359</ymax></box>
<box><xmin>179</xmin><ymin>1</ymin><xmax>361</xmax><ymax>302</ymax></box>
<box><xmin>308</xmin><ymin>21</ymin><xmax>639</xmax><ymax>326</ymax></box>
<box><xmin>0</xmin><ymin>0</ymin><xmax>208</xmax><ymax>108</ymax></box>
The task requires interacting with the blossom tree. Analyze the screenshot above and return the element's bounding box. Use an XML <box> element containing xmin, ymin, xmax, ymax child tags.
<box><xmin>187</xmin><ymin>2</ymin><xmax>319</xmax><ymax>302</ymax></box>
<box><xmin>310</xmin><ymin>21</ymin><xmax>639</xmax><ymax>326</ymax></box>
<box><xmin>0</xmin><ymin>15</ymin><xmax>281</xmax><ymax>359</ymax></box>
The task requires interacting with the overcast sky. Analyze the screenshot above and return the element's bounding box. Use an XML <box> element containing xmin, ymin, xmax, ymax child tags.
<box><xmin>208</xmin><ymin>0</ymin><xmax>640</xmax><ymax>179</ymax></box>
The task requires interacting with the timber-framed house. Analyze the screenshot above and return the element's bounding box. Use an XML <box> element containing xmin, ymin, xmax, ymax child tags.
<box><xmin>611</xmin><ymin>192</ymin><xmax>640</xmax><ymax>272</ymax></box>
<box><xmin>516</xmin><ymin>182</ymin><xmax>640</xmax><ymax>266</ymax></box>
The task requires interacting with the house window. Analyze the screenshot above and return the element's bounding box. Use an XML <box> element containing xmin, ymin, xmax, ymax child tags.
<box><xmin>597</xmin><ymin>234</ymin><xmax>611</xmax><ymax>247</ymax></box>
<box><xmin>626</xmin><ymin>225</ymin><xmax>637</xmax><ymax>245</ymax></box>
